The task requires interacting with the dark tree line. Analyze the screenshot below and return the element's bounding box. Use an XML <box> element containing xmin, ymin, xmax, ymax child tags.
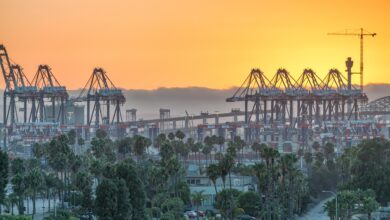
<box><xmin>202</xmin><ymin>137</ymin><xmax>310</xmax><ymax>220</ymax></box>
<box><xmin>1</xmin><ymin>130</ymin><xmax>388</xmax><ymax>220</ymax></box>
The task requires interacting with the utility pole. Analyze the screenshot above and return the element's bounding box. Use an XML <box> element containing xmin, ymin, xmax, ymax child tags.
<box><xmin>328</xmin><ymin>28</ymin><xmax>376</xmax><ymax>91</ymax></box>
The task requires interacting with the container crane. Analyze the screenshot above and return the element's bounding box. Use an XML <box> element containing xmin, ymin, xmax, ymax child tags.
<box><xmin>75</xmin><ymin>68</ymin><xmax>125</xmax><ymax>126</ymax></box>
<box><xmin>0</xmin><ymin>45</ymin><xmax>38</xmax><ymax>148</ymax></box>
<box><xmin>31</xmin><ymin>65</ymin><xmax>68</xmax><ymax>124</ymax></box>
<box><xmin>328</xmin><ymin>28</ymin><xmax>376</xmax><ymax>91</ymax></box>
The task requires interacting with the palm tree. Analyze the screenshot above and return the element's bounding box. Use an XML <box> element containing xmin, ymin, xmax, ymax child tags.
<box><xmin>210</xmin><ymin>135</ymin><xmax>219</xmax><ymax>154</ymax></box>
<box><xmin>219</xmin><ymin>154</ymin><xmax>235</xmax><ymax>189</ymax></box>
<box><xmin>44</xmin><ymin>173</ymin><xmax>57</xmax><ymax>212</ymax></box>
<box><xmin>178</xmin><ymin>141</ymin><xmax>190</xmax><ymax>167</ymax></box>
<box><xmin>210</xmin><ymin>135</ymin><xmax>218</xmax><ymax>144</ymax></box>
<box><xmin>73</xmin><ymin>171</ymin><xmax>93</xmax><ymax>212</ymax></box>
<box><xmin>0</xmin><ymin>149</ymin><xmax>8</xmax><ymax>214</ymax></box>
<box><xmin>231</xmin><ymin>136</ymin><xmax>244</xmax><ymax>162</ymax></box>
<box><xmin>323</xmin><ymin>142</ymin><xmax>335</xmax><ymax>162</ymax></box>
<box><xmin>202</xmin><ymin>145</ymin><xmax>212</xmax><ymax>166</ymax></box>
<box><xmin>251</xmin><ymin>142</ymin><xmax>262</xmax><ymax>159</ymax></box>
<box><xmin>304</xmin><ymin>152</ymin><xmax>313</xmax><ymax>164</ymax></box>
<box><xmin>67</xmin><ymin>129</ymin><xmax>77</xmax><ymax>153</ymax></box>
<box><xmin>191</xmin><ymin>190</ymin><xmax>206</xmax><ymax>220</ymax></box>
<box><xmin>218</xmin><ymin>157</ymin><xmax>228</xmax><ymax>189</ymax></box>
<box><xmin>32</xmin><ymin>143</ymin><xmax>45</xmax><ymax>159</ymax></box>
<box><xmin>26</xmin><ymin>168</ymin><xmax>43</xmax><ymax>215</ymax></box>
<box><xmin>261</xmin><ymin>147</ymin><xmax>280</xmax><ymax>168</ymax></box>
<box><xmin>217</xmin><ymin>136</ymin><xmax>225</xmax><ymax>152</ymax></box>
<box><xmin>315</xmin><ymin>151</ymin><xmax>325</xmax><ymax>166</ymax></box>
<box><xmin>324</xmin><ymin>199</ymin><xmax>336</xmax><ymax>220</ymax></box>
<box><xmin>89</xmin><ymin>159</ymin><xmax>104</xmax><ymax>184</ymax></box>
<box><xmin>214</xmin><ymin>152</ymin><xmax>224</xmax><ymax>161</ymax></box>
<box><xmin>46</xmin><ymin>134</ymin><xmax>73</xmax><ymax>205</ymax></box>
<box><xmin>168</xmin><ymin>132</ymin><xmax>175</xmax><ymax>141</ymax></box>
<box><xmin>186</xmin><ymin>137</ymin><xmax>195</xmax><ymax>147</ymax></box>
<box><xmin>164</xmin><ymin>157</ymin><xmax>181</xmax><ymax>197</ymax></box>
<box><xmin>312</xmin><ymin>141</ymin><xmax>321</xmax><ymax>152</ymax></box>
<box><xmin>280</xmin><ymin>154</ymin><xmax>298</xmax><ymax>180</ymax></box>
<box><xmin>337</xmin><ymin>147</ymin><xmax>358</xmax><ymax>185</ymax></box>
<box><xmin>252</xmin><ymin>163</ymin><xmax>267</xmax><ymax>217</ymax></box>
<box><xmin>204</xmin><ymin>136</ymin><xmax>212</xmax><ymax>148</ymax></box>
<box><xmin>185</xmin><ymin>137</ymin><xmax>194</xmax><ymax>163</ymax></box>
<box><xmin>280</xmin><ymin>154</ymin><xmax>298</xmax><ymax>220</ymax></box>
<box><xmin>175</xmin><ymin>130</ymin><xmax>186</xmax><ymax>140</ymax></box>
<box><xmin>11</xmin><ymin>173</ymin><xmax>26</xmax><ymax>215</ymax></box>
<box><xmin>78</xmin><ymin>137</ymin><xmax>85</xmax><ymax>154</ymax></box>
<box><xmin>115</xmin><ymin>137</ymin><xmax>133</xmax><ymax>160</ymax></box>
<box><xmin>204</xmin><ymin>136</ymin><xmax>215</xmax><ymax>163</ymax></box>
<box><xmin>8</xmin><ymin>193</ymin><xmax>18</xmax><ymax>215</ymax></box>
<box><xmin>226</xmin><ymin>141</ymin><xmax>237</xmax><ymax>158</ymax></box>
<box><xmin>155</xmin><ymin>133</ymin><xmax>167</xmax><ymax>149</ymax></box>
<box><xmin>206</xmin><ymin>164</ymin><xmax>220</xmax><ymax>194</ymax></box>
<box><xmin>134</xmin><ymin>135</ymin><xmax>150</xmax><ymax>161</ymax></box>
<box><xmin>260</xmin><ymin>147</ymin><xmax>279</xmax><ymax>220</ymax></box>
<box><xmin>192</xmin><ymin>143</ymin><xmax>203</xmax><ymax>168</ymax></box>
<box><xmin>172</xmin><ymin>139</ymin><xmax>183</xmax><ymax>158</ymax></box>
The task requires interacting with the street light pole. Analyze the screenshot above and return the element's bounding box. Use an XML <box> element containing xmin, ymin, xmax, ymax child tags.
<box><xmin>323</xmin><ymin>190</ymin><xmax>338</xmax><ymax>220</ymax></box>
<box><xmin>335</xmin><ymin>193</ymin><xmax>338</xmax><ymax>220</ymax></box>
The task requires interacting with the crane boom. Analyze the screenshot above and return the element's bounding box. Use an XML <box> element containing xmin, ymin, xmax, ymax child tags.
<box><xmin>328</xmin><ymin>28</ymin><xmax>376</xmax><ymax>91</ymax></box>
<box><xmin>0</xmin><ymin>45</ymin><xmax>18</xmax><ymax>92</ymax></box>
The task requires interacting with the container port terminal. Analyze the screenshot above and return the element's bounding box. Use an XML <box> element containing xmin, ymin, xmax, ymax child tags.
<box><xmin>1</xmin><ymin>44</ymin><xmax>390</xmax><ymax>155</ymax></box>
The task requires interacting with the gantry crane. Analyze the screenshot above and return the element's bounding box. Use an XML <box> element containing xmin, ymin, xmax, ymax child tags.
<box><xmin>1</xmin><ymin>46</ymin><xmax>39</xmax><ymax>125</ymax></box>
<box><xmin>32</xmin><ymin>65</ymin><xmax>68</xmax><ymax>124</ymax></box>
<box><xmin>75</xmin><ymin>68</ymin><xmax>125</xmax><ymax>126</ymax></box>
<box><xmin>0</xmin><ymin>45</ymin><xmax>38</xmax><ymax>148</ymax></box>
<box><xmin>328</xmin><ymin>28</ymin><xmax>376</xmax><ymax>91</ymax></box>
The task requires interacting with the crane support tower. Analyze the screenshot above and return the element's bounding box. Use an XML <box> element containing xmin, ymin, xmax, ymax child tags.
<box><xmin>0</xmin><ymin>45</ymin><xmax>39</xmax><ymax>148</ymax></box>
<box><xmin>227</xmin><ymin>59</ymin><xmax>368</xmax><ymax>143</ymax></box>
<box><xmin>76</xmin><ymin>68</ymin><xmax>125</xmax><ymax>126</ymax></box>
<box><xmin>328</xmin><ymin>28</ymin><xmax>376</xmax><ymax>91</ymax></box>
<box><xmin>32</xmin><ymin>65</ymin><xmax>69</xmax><ymax>124</ymax></box>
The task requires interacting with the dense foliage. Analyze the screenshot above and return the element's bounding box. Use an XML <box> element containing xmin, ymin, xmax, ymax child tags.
<box><xmin>0</xmin><ymin>149</ymin><xmax>9</xmax><ymax>214</ymax></box>
<box><xmin>0</xmin><ymin>129</ymin><xmax>193</xmax><ymax>219</ymax></box>
<box><xmin>208</xmin><ymin>143</ymin><xmax>310</xmax><ymax>219</ymax></box>
<box><xmin>307</xmin><ymin>139</ymin><xmax>389</xmax><ymax>219</ymax></box>
<box><xmin>323</xmin><ymin>189</ymin><xmax>380</xmax><ymax>220</ymax></box>
<box><xmin>340</xmin><ymin>139</ymin><xmax>390</xmax><ymax>204</ymax></box>
<box><xmin>0</xmin><ymin>129</ymin><xmax>388</xmax><ymax>219</ymax></box>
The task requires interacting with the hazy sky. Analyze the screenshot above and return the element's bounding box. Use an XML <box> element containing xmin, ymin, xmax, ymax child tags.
<box><xmin>0</xmin><ymin>0</ymin><xmax>389</xmax><ymax>90</ymax></box>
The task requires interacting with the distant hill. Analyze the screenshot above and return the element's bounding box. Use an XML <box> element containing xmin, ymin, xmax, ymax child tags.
<box><xmin>363</xmin><ymin>84</ymin><xmax>390</xmax><ymax>100</ymax></box>
<box><xmin>0</xmin><ymin>84</ymin><xmax>389</xmax><ymax>120</ymax></box>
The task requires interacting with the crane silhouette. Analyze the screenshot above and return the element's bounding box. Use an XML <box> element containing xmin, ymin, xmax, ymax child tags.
<box><xmin>328</xmin><ymin>28</ymin><xmax>376</xmax><ymax>91</ymax></box>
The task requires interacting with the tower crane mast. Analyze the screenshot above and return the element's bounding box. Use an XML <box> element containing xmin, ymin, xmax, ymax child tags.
<box><xmin>328</xmin><ymin>28</ymin><xmax>376</xmax><ymax>91</ymax></box>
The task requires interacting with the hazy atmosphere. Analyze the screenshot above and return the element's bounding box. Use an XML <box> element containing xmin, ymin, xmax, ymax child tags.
<box><xmin>1</xmin><ymin>84</ymin><xmax>389</xmax><ymax>120</ymax></box>
<box><xmin>1</xmin><ymin>1</ymin><xmax>390</xmax><ymax>220</ymax></box>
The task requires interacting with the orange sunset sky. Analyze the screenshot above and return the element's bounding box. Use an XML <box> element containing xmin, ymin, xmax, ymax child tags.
<box><xmin>0</xmin><ymin>0</ymin><xmax>389</xmax><ymax>90</ymax></box>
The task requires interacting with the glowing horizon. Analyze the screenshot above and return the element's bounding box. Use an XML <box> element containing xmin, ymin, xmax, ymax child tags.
<box><xmin>0</xmin><ymin>0</ymin><xmax>389</xmax><ymax>90</ymax></box>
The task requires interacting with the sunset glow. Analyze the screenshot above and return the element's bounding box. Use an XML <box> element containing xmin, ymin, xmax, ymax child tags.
<box><xmin>1</xmin><ymin>0</ymin><xmax>389</xmax><ymax>90</ymax></box>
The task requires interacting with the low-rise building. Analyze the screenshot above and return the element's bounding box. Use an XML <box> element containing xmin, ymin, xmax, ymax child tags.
<box><xmin>186</xmin><ymin>164</ymin><xmax>255</xmax><ymax>209</ymax></box>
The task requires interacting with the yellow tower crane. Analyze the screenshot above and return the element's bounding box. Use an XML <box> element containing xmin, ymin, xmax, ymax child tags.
<box><xmin>328</xmin><ymin>28</ymin><xmax>376</xmax><ymax>91</ymax></box>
